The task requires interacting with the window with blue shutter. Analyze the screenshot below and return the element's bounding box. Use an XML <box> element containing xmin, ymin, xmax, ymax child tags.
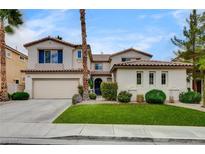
<box><xmin>58</xmin><ymin>50</ymin><xmax>63</xmax><ymax>63</ymax></box>
<box><xmin>39</xmin><ymin>50</ymin><xmax>44</xmax><ymax>63</ymax></box>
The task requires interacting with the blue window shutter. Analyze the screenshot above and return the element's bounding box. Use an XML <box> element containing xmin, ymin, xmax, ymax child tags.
<box><xmin>58</xmin><ymin>50</ymin><xmax>63</xmax><ymax>63</ymax></box>
<box><xmin>39</xmin><ymin>50</ymin><xmax>44</xmax><ymax>63</ymax></box>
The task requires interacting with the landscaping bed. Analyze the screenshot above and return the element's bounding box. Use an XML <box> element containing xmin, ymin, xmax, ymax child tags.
<box><xmin>53</xmin><ymin>103</ymin><xmax>205</xmax><ymax>126</ymax></box>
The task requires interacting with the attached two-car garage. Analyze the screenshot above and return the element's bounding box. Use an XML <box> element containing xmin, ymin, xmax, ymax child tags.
<box><xmin>33</xmin><ymin>78</ymin><xmax>79</xmax><ymax>99</ymax></box>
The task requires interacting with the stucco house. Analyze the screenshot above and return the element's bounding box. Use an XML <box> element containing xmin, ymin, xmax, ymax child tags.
<box><xmin>22</xmin><ymin>36</ymin><xmax>192</xmax><ymax>101</ymax></box>
<box><xmin>0</xmin><ymin>45</ymin><xmax>28</xmax><ymax>94</ymax></box>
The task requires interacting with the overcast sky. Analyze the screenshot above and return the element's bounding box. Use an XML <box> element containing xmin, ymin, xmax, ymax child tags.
<box><xmin>5</xmin><ymin>9</ymin><xmax>203</xmax><ymax>60</ymax></box>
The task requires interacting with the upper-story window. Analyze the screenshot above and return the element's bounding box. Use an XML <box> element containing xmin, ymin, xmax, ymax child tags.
<box><xmin>161</xmin><ymin>71</ymin><xmax>168</xmax><ymax>85</ymax></box>
<box><xmin>95</xmin><ymin>63</ymin><xmax>103</xmax><ymax>70</ymax></box>
<box><xmin>122</xmin><ymin>58</ymin><xmax>131</xmax><ymax>62</ymax></box>
<box><xmin>136</xmin><ymin>71</ymin><xmax>143</xmax><ymax>85</ymax></box>
<box><xmin>6</xmin><ymin>51</ymin><xmax>12</xmax><ymax>58</ymax></box>
<box><xmin>39</xmin><ymin>49</ymin><xmax>63</xmax><ymax>64</ymax></box>
<box><xmin>76</xmin><ymin>50</ymin><xmax>82</xmax><ymax>59</ymax></box>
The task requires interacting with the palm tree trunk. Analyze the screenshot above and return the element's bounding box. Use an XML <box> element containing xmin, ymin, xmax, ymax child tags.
<box><xmin>80</xmin><ymin>9</ymin><xmax>89</xmax><ymax>100</ymax></box>
<box><xmin>0</xmin><ymin>20</ymin><xmax>8</xmax><ymax>101</ymax></box>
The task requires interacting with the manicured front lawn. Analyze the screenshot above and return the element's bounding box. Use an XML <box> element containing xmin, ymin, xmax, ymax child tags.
<box><xmin>53</xmin><ymin>104</ymin><xmax>205</xmax><ymax>126</ymax></box>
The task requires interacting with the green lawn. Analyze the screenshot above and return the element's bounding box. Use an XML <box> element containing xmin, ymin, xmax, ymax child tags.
<box><xmin>53</xmin><ymin>104</ymin><xmax>205</xmax><ymax>126</ymax></box>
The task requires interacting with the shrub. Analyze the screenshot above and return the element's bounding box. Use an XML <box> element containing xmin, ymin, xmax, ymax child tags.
<box><xmin>100</xmin><ymin>82</ymin><xmax>118</xmax><ymax>101</ymax></box>
<box><xmin>11</xmin><ymin>92</ymin><xmax>29</xmax><ymax>100</ymax></box>
<box><xmin>78</xmin><ymin>85</ymin><xmax>84</xmax><ymax>97</ymax></box>
<box><xmin>89</xmin><ymin>93</ymin><xmax>97</xmax><ymax>100</ymax></box>
<box><xmin>117</xmin><ymin>91</ymin><xmax>132</xmax><ymax>103</ymax></box>
<box><xmin>179</xmin><ymin>91</ymin><xmax>201</xmax><ymax>104</ymax></box>
<box><xmin>145</xmin><ymin>89</ymin><xmax>166</xmax><ymax>104</ymax></box>
<box><xmin>72</xmin><ymin>94</ymin><xmax>83</xmax><ymax>105</ymax></box>
<box><xmin>136</xmin><ymin>94</ymin><xmax>144</xmax><ymax>103</ymax></box>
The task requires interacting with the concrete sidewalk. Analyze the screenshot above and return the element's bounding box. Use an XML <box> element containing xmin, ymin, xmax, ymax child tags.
<box><xmin>1</xmin><ymin>122</ymin><xmax>205</xmax><ymax>143</ymax></box>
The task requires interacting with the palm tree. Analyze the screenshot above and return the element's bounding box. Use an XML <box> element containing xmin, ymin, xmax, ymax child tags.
<box><xmin>80</xmin><ymin>9</ymin><xmax>89</xmax><ymax>100</ymax></box>
<box><xmin>0</xmin><ymin>10</ymin><xmax>23</xmax><ymax>101</ymax></box>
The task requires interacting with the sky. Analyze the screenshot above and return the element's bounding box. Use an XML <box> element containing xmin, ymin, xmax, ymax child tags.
<box><xmin>5</xmin><ymin>9</ymin><xmax>204</xmax><ymax>60</ymax></box>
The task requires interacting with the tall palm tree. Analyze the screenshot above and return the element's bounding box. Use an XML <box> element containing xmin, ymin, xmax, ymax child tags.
<box><xmin>0</xmin><ymin>10</ymin><xmax>23</xmax><ymax>101</ymax></box>
<box><xmin>80</xmin><ymin>9</ymin><xmax>89</xmax><ymax>100</ymax></box>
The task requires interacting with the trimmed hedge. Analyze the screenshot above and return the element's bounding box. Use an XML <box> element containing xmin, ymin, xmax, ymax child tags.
<box><xmin>11</xmin><ymin>92</ymin><xmax>30</xmax><ymax>100</ymax></box>
<box><xmin>145</xmin><ymin>89</ymin><xmax>166</xmax><ymax>104</ymax></box>
<box><xmin>117</xmin><ymin>91</ymin><xmax>132</xmax><ymax>103</ymax></box>
<box><xmin>179</xmin><ymin>91</ymin><xmax>201</xmax><ymax>104</ymax></box>
<box><xmin>72</xmin><ymin>94</ymin><xmax>82</xmax><ymax>105</ymax></box>
<box><xmin>89</xmin><ymin>93</ymin><xmax>97</xmax><ymax>100</ymax></box>
<box><xmin>100</xmin><ymin>82</ymin><xmax>118</xmax><ymax>101</ymax></box>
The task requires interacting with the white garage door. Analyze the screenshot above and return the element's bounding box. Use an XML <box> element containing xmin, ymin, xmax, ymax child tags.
<box><xmin>33</xmin><ymin>79</ymin><xmax>79</xmax><ymax>99</ymax></box>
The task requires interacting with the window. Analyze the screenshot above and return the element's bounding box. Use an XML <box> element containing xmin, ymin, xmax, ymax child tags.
<box><xmin>161</xmin><ymin>71</ymin><xmax>168</xmax><ymax>85</ymax></box>
<box><xmin>149</xmin><ymin>71</ymin><xmax>156</xmax><ymax>85</ymax></box>
<box><xmin>15</xmin><ymin>80</ymin><xmax>19</xmax><ymax>84</ymax></box>
<box><xmin>122</xmin><ymin>58</ymin><xmax>131</xmax><ymax>62</ymax></box>
<box><xmin>6</xmin><ymin>51</ymin><xmax>12</xmax><ymax>58</ymax></box>
<box><xmin>95</xmin><ymin>63</ymin><xmax>103</xmax><ymax>70</ymax></box>
<box><xmin>39</xmin><ymin>50</ymin><xmax>63</xmax><ymax>64</ymax></box>
<box><xmin>136</xmin><ymin>71</ymin><xmax>143</xmax><ymax>85</ymax></box>
<box><xmin>77</xmin><ymin>50</ymin><xmax>82</xmax><ymax>59</ymax></box>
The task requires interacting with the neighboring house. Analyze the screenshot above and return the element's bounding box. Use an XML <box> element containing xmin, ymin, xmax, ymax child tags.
<box><xmin>23</xmin><ymin>36</ymin><xmax>192</xmax><ymax>101</ymax></box>
<box><xmin>0</xmin><ymin>45</ymin><xmax>28</xmax><ymax>94</ymax></box>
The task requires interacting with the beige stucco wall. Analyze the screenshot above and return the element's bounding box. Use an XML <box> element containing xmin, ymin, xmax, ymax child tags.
<box><xmin>25</xmin><ymin>40</ymin><xmax>91</xmax><ymax>70</ymax></box>
<box><xmin>0</xmin><ymin>48</ymin><xmax>28</xmax><ymax>93</ymax></box>
<box><xmin>25</xmin><ymin>73</ymin><xmax>83</xmax><ymax>98</ymax></box>
<box><xmin>110</xmin><ymin>50</ymin><xmax>151</xmax><ymax>67</ymax></box>
<box><xmin>115</xmin><ymin>68</ymin><xmax>188</xmax><ymax>101</ymax></box>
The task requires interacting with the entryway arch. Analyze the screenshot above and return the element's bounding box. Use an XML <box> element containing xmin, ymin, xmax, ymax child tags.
<box><xmin>94</xmin><ymin>78</ymin><xmax>102</xmax><ymax>95</ymax></box>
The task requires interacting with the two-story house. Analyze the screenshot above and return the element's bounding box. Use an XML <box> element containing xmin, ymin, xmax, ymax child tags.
<box><xmin>23</xmin><ymin>36</ymin><xmax>192</xmax><ymax>101</ymax></box>
<box><xmin>0</xmin><ymin>45</ymin><xmax>28</xmax><ymax>94</ymax></box>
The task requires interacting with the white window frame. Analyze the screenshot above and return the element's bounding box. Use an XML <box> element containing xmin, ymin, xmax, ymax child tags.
<box><xmin>136</xmin><ymin>71</ymin><xmax>143</xmax><ymax>85</ymax></box>
<box><xmin>161</xmin><ymin>71</ymin><xmax>168</xmax><ymax>85</ymax></box>
<box><xmin>149</xmin><ymin>71</ymin><xmax>156</xmax><ymax>85</ymax></box>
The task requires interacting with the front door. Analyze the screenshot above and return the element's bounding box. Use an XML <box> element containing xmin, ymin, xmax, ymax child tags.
<box><xmin>94</xmin><ymin>78</ymin><xmax>102</xmax><ymax>95</ymax></box>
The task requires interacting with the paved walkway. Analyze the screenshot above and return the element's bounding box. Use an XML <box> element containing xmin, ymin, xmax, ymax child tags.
<box><xmin>0</xmin><ymin>122</ymin><xmax>205</xmax><ymax>142</ymax></box>
<box><xmin>166</xmin><ymin>102</ymin><xmax>205</xmax><ymax>112</ymax></box>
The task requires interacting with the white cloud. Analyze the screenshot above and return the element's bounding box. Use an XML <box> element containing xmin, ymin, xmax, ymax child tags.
<box><xmin>5</xmin><ymin>10</ymin><xmax>80</xmax><ymax>55</ymax></box>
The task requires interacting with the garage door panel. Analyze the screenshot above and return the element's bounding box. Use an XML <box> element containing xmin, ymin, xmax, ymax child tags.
<box><xmin>33</xmin><ymin>79</ymin><xmax>79</xmax><ymax>99</ymax></box>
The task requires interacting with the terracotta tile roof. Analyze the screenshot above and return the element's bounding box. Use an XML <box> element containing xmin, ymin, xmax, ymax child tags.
<box><xmin>111</xmin><ymin>60</ymin><xmax>193</xmax><ymax>71</ymax></box>
<box><xmin>92</xmin><ymin>54</ymin><xmax>111</xmax><ymax>62</ymax></box>
<box><xmin>21</xmin><ymin>69</ymin><xmax>84</xmax><ymax>73</ymax></box>
<box><xmin>24</xmin><ymin>36</ymin><xmax>79</xmax><ymax>48</ymax></box>
<box><xmin>110</xmin><ymin>48</ymin><xmax>153</xmax><ymax>58</ymax></box>
<box><xmin>90</xmin><ymin>71</ymin><xmax>112</xmax><ymax>76</ymax></box>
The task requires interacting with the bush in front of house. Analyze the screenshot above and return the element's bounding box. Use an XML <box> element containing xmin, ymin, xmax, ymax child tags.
<box><xmin>145</xmin><ymin>89</ymin><xmax>166</xmax><ymax>104</ymax></box>
<box><xmin>100</xmin><ymin>82</ymin><xmax>118</xmax><ymax>101</ymax></box>
<box><xmin>78</xmin><ymin>85</ymin><xmax>84</xmax><ymax>97</ymax></box>
<box><xmin>72</xmin><ymin>94</ymin><xmax>83</xmax><ymax>105</ymax></box>
<box><xmin>179</xmin><ymin>91</ymin><xmax>201</xmax><ymax>104</ymax></box>
<box><xmin>89</xmin><ymin>93</ymin><xmax>97</xmax><ymax>100</ymax></box>
<box><xmin>117</xmin><ymin>91</ymin><xmax>132</xmax><ymax>103</ymax></box>
<box><xmin>136</xmin><ymin>94</ymin><xmax>144</xmax><ymax>103</ymax></box>
<box><xmin>11</xmin><ymin>92</ymin><xmax>30</xmax><ymax>100</ymax></box>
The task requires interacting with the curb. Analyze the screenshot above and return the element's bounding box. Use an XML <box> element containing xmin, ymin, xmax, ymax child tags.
<box><xmin>51</xmin><ymin>135</ymin><xmax>205</xmax><ymax>144</ymax></box>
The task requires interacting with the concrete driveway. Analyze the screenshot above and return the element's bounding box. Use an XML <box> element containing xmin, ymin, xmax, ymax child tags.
<box><xmin>0</xmin><ymin>99</ymin><xmax>71</xmax><ymax>123</ymax></box>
